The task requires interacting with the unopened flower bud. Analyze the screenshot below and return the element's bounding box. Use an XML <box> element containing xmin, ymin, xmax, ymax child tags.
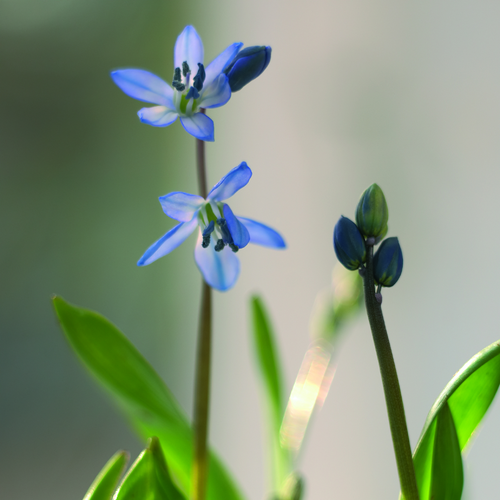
<box><xmin>355</xmin><ymin>183</ymin><xmax>389</xmax><ymax>238</ymax></box>
<box><xmin>224</xmin><ymin>46</ymin><xmax>271</xmax><ymax>92</ymax></box>
<box><xmin>333</xmin><ymin>216</ymin><xmax>366</xmax><ymax>271</ymax></box>
<box><xmin>373</xmin><ymin>237</ymin><xmax>403</xmax><ymax>287</ymax></box>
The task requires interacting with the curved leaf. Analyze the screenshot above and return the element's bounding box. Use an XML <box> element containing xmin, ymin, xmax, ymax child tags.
<box><xmin>406</xmin><ymin>340</ymin><xmax>500</xmax><ymax>500</ymax></box>
<box><xmin>53</xmin><ymin>296</ymin><xmax>244</xmax><ymax>500</ymax></box>
<box><xmin>114</xmin><ymin>437</ymin><xmax>185</xmax><ymax>500</ymax></box>
<box><xmin>83</xmin><ymin>451</ymin><xmax>129</xmax><ymax>500</ymax></box>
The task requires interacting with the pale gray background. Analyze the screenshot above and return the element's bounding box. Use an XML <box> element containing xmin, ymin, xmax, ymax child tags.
<box><xmin>1</xmin><ymin>0</ymin><xmax>499</xmax><ymax>499</ymax></box>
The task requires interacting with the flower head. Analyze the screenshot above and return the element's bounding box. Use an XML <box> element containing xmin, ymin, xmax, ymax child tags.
<box><xmin>111</xmin><ymin>26</ymin><xmax>244</xmax><ymax>141</ymax></box>
<box><xmin>138</xmin><ymin>162</ymin><xmax>286</xmax><ymax>291</ymax></box>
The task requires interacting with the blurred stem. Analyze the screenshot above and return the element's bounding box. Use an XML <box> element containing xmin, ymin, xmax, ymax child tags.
<box><xmin>192</xmin><ymin>111</ymin><xmax>212</xmax><ymax>500</ymax></box>
<box><xmin>362</xmin><ymin>244</ymin><xmax>420</xmax><ymax>500</ymax></box>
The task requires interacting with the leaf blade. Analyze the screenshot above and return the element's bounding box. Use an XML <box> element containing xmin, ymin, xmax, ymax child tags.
<box><xmin>53</xmin><ymin>296</ymin><xmax>244</xmax><ymax>500</ymax></box>
<box><xmin>83</xmin><ymin>451</ymin><xmax>129</xmax><ymax>500</ymax></box>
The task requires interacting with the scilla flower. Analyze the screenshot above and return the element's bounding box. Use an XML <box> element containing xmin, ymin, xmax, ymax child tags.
<box><xmin>111</xmin><ymin>26</ymin><xmax>243</xmax><ymax>141</ymax></box>
<box><xmin>138</xmin><ymin>162</ymin><xmax>286</xmax><ymax>291</ymax></box>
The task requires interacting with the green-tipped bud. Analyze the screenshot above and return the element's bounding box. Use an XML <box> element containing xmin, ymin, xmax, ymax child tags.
<box><xmin>355</xmin><ymin>183</ymin><xmax>389</xmax><ymax>238</ymax></box>
<box><xmin>373</xmin><ymin>237</ymin><xmax>403</xmax><ymax>287</ymax></box>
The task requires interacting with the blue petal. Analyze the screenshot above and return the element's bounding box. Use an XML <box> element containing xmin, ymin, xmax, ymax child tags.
<box><xmin>138</xmin><ymin>106</ymin><xmax>179</xmax><ymax>127</ymax></box>
<box><xmin>223</xmin><ymin>204</ymin><xmax>250</xmax><ymax>248</ymax></box>
<box><xmin>137</xmin><ymin>218</ymin><xmax>198</xmax><ymax>266</ymax></box>
<box><xmin>180</xmin><ymin>113</ymin><xmax>214</xmax><ymax>141</ymax></box>
<box><xmin>159</xmin><ymin>192</ymin><xmax>205</xmax><ymax>222</ymax></box>
<box><xmin>194</xmin><ymin>231</ymin><xmax>240</xmax><ymax>291</ymax></box>
<box><xmin>199</xmin><ymin>74</ymin><xmax>231</xmax><ymax>109</ymax></box>
<box><xmin>237</xmin><ymin>217</ymin><xmax>286</xmax><ymax>248</ymax></box>
<box><xmin>204</xmin><ymin>42</ymin><xmax>243</xmax><ymax>87</ymax></box>
<box><xmin>207</xmin><ymin>162</ymin><xmax>252</xmax><ymax>202</ymax></box>
<box><xmin>111</xmin><ymin>70</ymin><xmax>174</xmax><ymax>107</ymax></box>
<box><xmin>174</xmin><ymin>25</ymin><xmax>204</xmax><ymax>74</ymax></box>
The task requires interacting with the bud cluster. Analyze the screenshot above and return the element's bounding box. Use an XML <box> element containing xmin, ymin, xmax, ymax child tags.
<box><xmin>333</xmin><ymin>183</ymin><xmax>403</xmax><ymax>288</ymax></box>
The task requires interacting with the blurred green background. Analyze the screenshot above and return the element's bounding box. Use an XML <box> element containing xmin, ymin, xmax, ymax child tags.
<box><xmin>2</xmin><ymin>0</ymin><xmax>500</xmax><ymax>499</ymax></box>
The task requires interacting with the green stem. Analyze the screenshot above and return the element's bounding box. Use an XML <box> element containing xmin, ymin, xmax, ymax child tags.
<box><xmin>192</xmin><ymin>114</ymin><xmax>212</xmax><ymax>500</ymax></box>
<box><xmin>362</xmin><ymin>244</ymin><xmax>420</xmax><ymax>500</ymax></box>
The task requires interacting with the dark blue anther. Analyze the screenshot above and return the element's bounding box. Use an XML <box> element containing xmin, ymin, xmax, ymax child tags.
<box><xmin>193</xmin><ymin>63</ymin><xmax>206</xmax><ymax>91</ymax></box>
<box><xmin>182</xmin><ymin>61</ymin><xmax>190</xmax><ymax>77</ymax></box>
<box><xmin>172</xmin><ymin>67</ymin><xmax>186</xmax><ymax>91</ymax></box>
<box><xmin>229</xmin><ymin>243</ymin><xmax>239</xmax><ymax>253</ymax></box>
<box><xmin>217</xmin><ymin>218</ymin><xmax>234</xmax><ymax>244</ymax></box>
<box><xmin>201</xmin><ymin>221</ymin><xmax>215</xmax><ymax>248</ymax></box>
<box><xmin>186</xmin><ymin>86</ymin><xmax>200</xmax><ymax>100</ymax></box>
<box><xmin>214</xmin><ymin>239</ymin><xmax>225</xmax><ymax>252</ymax></box>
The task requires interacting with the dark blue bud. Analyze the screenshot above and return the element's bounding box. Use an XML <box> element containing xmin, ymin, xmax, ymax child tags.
<box><xmin>333</xmin><ymin>216</ymin><xmax>366</xmax><ymax>271</ymax></box>
<box><xmin>373</xmin><ymin>237</ymin><xmax>403</xmax><ymax>287</ymax></box>
<box><xmin>224</xmin><ymin>46</ymin><xmax>271</xmax><ymax>92</ymax></box>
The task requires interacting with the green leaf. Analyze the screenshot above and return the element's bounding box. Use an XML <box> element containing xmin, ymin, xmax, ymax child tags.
<box><xmin>83</xmin><ymin>450</ymin><xmax>129</xmax><ymax>500</ymax></box>
<box><xmin>53</xmin><ymin>296</ymin><xmax>244</xmax><ymax>500</ymax></box>
<box><xmin>250</xmin><ymin>295</ymin><xmax>289</xmax><ymax>489</ymax></box>
<box><xmin>114</xmin><ymin>437</ymin><xmax>186</xmax><ymax>500</ymax></box>
<box><xmin>408</xmin><ymin>340</ymin><xmax>500</xmax><ymax>500</ymax></box>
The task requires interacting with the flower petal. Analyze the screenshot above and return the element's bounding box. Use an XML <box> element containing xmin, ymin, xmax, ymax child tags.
<box><xmin>159</xmin><ymin>192</ymin><xmax>205</xmax><ymax>222</ymax></box>
<box><xmin>174</xmin><ymin>25</ymin><xmax>204</xmax><ymax>73</ymax></box>
<box><xmin>138</xmin><ymin>106</ymin><xmax>179</xmax><ymax>127</ymax></box>
<box><xmin>180</xmin><ymin>113</ymin><xmax>214</xmax><ymax>141</ymax></box>
<box><xmin>204</xmin><ymin>42</ymin><xmax>243</xmax><ymax>87</ymax></box>
<box><xmin>223</xmin><ymin>204</ymin><xmax>250</xmax><ymax>248</ymax></box>
<box><xmin>194</xmin><ymin>231</ymin><xmax>240</xmax><ymax>291</ymax></box>
<box><xmin>237</xmin><ymin>217</ymin><xmax>286</xmax><ymax>248</ymax></box>
<box><xmin>207</xmin><ymin>162</ymin><xmax>252</xmax><ymax>201</ymax></box>
<box><xmin>137</xmin><ymin>218</ymin><xmax>198</xmax><ymax>266</ymax></box>
<box><xmin>198</xmin><ymin>74</ymin><xmax>231</xmax><ymax>109</ymax></box>
<box><xmin>111</xmin><ymin>69</ymin><xmax>174</xmax><ymax>107</ymax></box>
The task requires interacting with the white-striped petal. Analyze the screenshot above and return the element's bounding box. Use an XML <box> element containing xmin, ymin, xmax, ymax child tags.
<box><xmin>174</xmin><ymin>25</ymin><xmax>204</xmax><ymax>74</ymax></box>
<box><xmin>159</xmin><ymin>192</ymin><xmax>205</xmax><ymax>222</ymax></box>
<box><xmin>204</xmin><ymin>42</ymin><xmax>242</xmax><ymax>87</ymax></box>
<box><xmin>207</xmin><ymin>162</ymin><xmax>252</xmax><ymax>201</ymax></box>
<box><xmin>138</xmin><ymin>106</ymin><xmax>178</xmax><ymax>127</ymax></box>
<box><xmin>137</xmin><ymin>218</ymin><xmax>198</xmax><ymax>266</ymax></box>
<box><xmin>199</xmin><ymin>74</ymin><xmax>231</xmax><ymax>109</ymax></box>
<box><xmin>238</xmin><ymin>217</ymin><xmax>286</xmax><ymax>248</ymax></box>
<box><xmin>180</xmin><ymin>113</ymin><xmax>214</xmax><ymax>141</ymax></box>
<box><xmin>111</xmin><ymin>69</ymin><xmax>174</xmax><ymax>107</ymax></box>
<box><xmin>194</xmin><ymin>232</ymin><xmax>240</xmax><ymax>291</ymax></box>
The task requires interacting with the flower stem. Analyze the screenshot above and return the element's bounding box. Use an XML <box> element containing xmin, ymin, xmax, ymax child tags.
<box><xmin>192</xmin><ymin>111</ymin><xmax>212</xmax><ymax>500</ymax></box>
<box><xmin>362</xmin><ymin>244</ymin><xmax>420</xmax><ymax>500</ymax></box>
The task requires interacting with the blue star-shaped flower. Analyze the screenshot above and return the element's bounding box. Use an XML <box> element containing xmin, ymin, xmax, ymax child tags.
<box><xmin>111</xmin><ymin>25</ymin><xmax>243</xmax><ymax>142</ymax></box>
<box><xmin>138</xmin><ymin>162</ymin><xmax>286</xmax><ymax>291</ymax></box>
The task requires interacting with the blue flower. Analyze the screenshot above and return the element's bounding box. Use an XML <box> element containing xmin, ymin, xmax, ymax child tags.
<box><xmin>138</xmin><ymin>162</ymin><xmax>286</xmax><ymax>291</ymax></box>
<box><xmin>111</xmin><ymin>26</ymin><xmax>243</xmax><ymax>141</ymax></box>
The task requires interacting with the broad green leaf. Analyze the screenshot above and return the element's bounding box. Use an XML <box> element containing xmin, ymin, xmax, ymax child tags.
<box><xmin>428</xmin><ymin>402</ymin><xmax>463</xmax><ymax>500</ymax></box>
<box><xmin>114</xmin><ymin>437</ymin><xmax>186</xmax><ymax>500</ymax></box>
<box><xmin>250</xmin><ymin>295</ymin><xmax>289</xmax><ymax>489</ymax></box>
<box><xmin>53</xmin><ymin>296</ymin><xmax>244</xmax><ymax>500</ymax></box>
<box><xmin>406</xmin><ymin>340</ymin><xmax>500</xmax><ymax>500</ymax></box>
<box><xmin>83</xmin><ymin>450</ymin><xmax>129</xmax><ymax>500</ymax></box>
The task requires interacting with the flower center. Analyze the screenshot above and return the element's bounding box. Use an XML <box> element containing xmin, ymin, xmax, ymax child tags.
<box><xmin>172</xmin><ymin>61</ymin><xmax>205</xmax><ymax>116</ymax></box>
<box><xmin>198</xmin><ymin>202</ymin><xmax>239</xmax><ymax>253</ymax></box>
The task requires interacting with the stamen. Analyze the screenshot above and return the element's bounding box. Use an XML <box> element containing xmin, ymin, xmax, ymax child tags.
<box><xmin>217</xmin><ymin>218</ymin><xmax>234</xmax><ymax>244</ymax></box>
<box><xmin>193</xmin><ymin>63</ymin><xmax>206</xmax><ymax>91</ymax></box>
<box><xmin>186</xmin><ymin>86</ymin><xmax>200</xmax><ymax>100</ymax></box>
<box><xmin>215</xmin><ymin>239</ymin><xmax>225</xmax><ymax>252</ymax></box>
<box><xmin>229</xmin><ymin>243</ymin><xmax>239</xmax><ymax>253</ymax></box>
<box><xmin>172</xmin><ymin>67</ymin><xmax>186</xmax><ymax>91</ymax></box>
<box><xmin>182</xmin><ymin>61</ymin><xmax>190</xmax><ymax>77</ymax></box>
